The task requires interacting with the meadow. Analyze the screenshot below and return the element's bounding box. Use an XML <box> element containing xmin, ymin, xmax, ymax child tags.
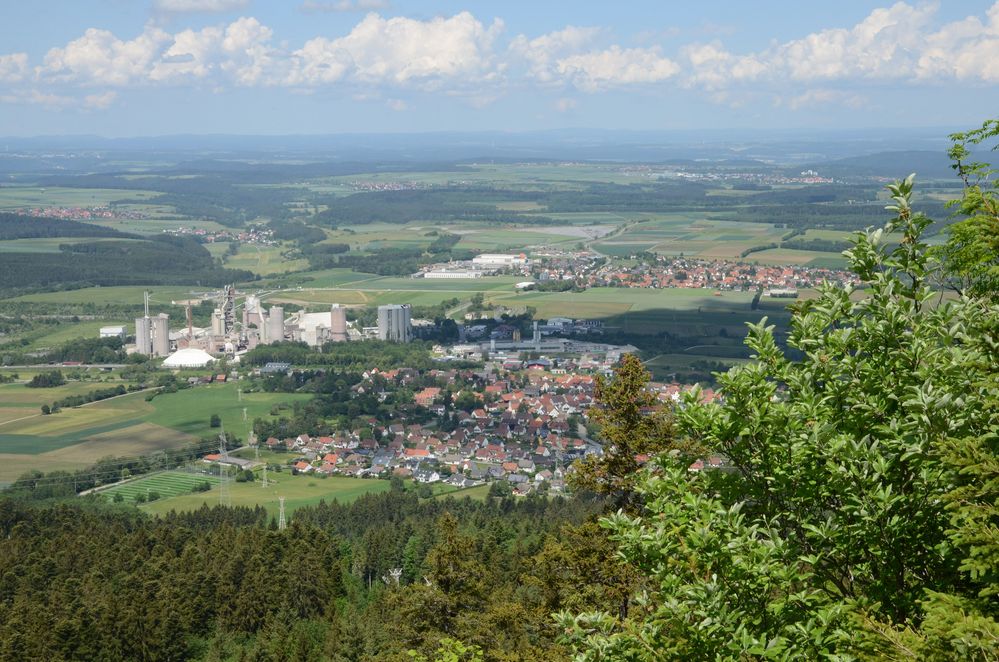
<box><xmin>140</xmin><ymin>472</ymin><xmax>392</xmax><ymax>518</ymax></box>
<box><xmin>98</xmin><ymin>469</ymin><xmax>220</xmax><ymax>503</ymax></box>
<box><xmin>592</xmin><ymin>215</ymin><xmax>789</xmax><ymax>261</ymax></box>
<box><xmin>144</xmin><ymin>382</ymin><xmax>312</xmax><ymax>440</ymax></box>
<box><xmin>11</xmin><ymin>285</ymin><xmax>199</xmax><ymax>305</ymax></box>
<box><xmin>0</xmin><ymin>380</ymin><xmax>309</xmax><ymax>485</ymax></box>
<box><xmin>0</xmin><ymin>186</ymin><xmax>161</xmax><ymax>209</ymax></box>
<box><xmin>220</xmin><ymin>243</ymin><xmax>310</xmax><ymax>276</ymax></box>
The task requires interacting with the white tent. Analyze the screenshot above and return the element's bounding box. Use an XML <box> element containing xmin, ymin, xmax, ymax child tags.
<box><xmin>162</xmin><ymin>347</ymin><xmax>216</xmax><ymax>369</ymax></box>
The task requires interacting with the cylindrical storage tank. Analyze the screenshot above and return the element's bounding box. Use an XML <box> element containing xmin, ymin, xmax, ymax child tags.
<box><xmin>135</xmin><ymin>317</ymin><xmax>152</xmax><ymax>355</ymax></box>
<box><xmin>152</xmin><ymin>314</ymin><xmax>170</xmax><ymax>357</ymax></box>
<box><xmin>211</xmin><ymin>309</ymin><xmax>224</xmax><ymax>336</ymax></box>
<box><xmin>267</xmin><ymin>307</ymin><xmax>284</xmax><ymax>344</ymax></box>
<box><xmin>331</xmin><ymin>304</ymin><xmax>348</xmax><ymax>342</ymax></box>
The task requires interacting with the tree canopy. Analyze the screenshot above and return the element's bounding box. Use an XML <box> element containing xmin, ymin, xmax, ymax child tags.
<box><xmin>559</xmin><ymin>152</ymin><xmax>999</xmax><ymax>658</ymax></box>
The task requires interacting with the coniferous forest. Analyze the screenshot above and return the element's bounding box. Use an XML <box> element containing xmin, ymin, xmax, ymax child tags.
<box><xmin>1</xmin><ymin>122</ymin><xmax>998</xmax><ymax>661</ymax></box>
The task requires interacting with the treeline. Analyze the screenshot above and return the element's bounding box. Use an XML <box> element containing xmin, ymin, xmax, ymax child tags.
<box><xmin>6</xmin><ymin>436</ymin><xmax>237</xmax><ymax>500</ymax></box>
<box><xmin>0</xmin><ymin>489</ymin><xmax>611</xmax><ymax>660</ymax></box>
<box><xmin>46</xmin><ymin>336</ymin><xmax>127</xmax><ymax>364</ymax></box>
<box><xmin>2</xmin><ymin>337</ymin><xmax>136</xmax><ymax>367</ymax></box>
<box><xmin>318</xmin><ymin>234</ymin><xmax>468</xmax><ymax>275</ymax></box>
<box><xmin>0</xmin><ymin>236</ymin><xmax>255</xmax><ymax>295</ymax></box>
<box><xmin>314</xmin><ymin>188</ymin><xmax>533</xmax><ymax>227</ymax></box>
<box><xmin>0</xmin><ymin>213</ymin><xmax>134</xmax><ymax>240</ymax></box>
<box><xmin>270</xmin><ymin>220</ymin><xmax>328</xmax><ymax>245</ymax></box>
<box><xmin>243</xmin><ymin>340</ymin><xmax>436</xmax><ymax>371</ymax></box>
<box><xmin>41</xmin><ymin>173</ymin><xmax>305</xmax><ymax>228</ymax></box>
<box><xmin>740</xmin><ymin>242</ymin><xmax>778</xmax><ymax>258</ymax></box>
<box><xmin>26</xmin><ymin>371</ymin><xmax>66</xmax><ymax>388</ymax></box>
<box><xmin>45</xmin><ymin>383</ymin><xmax>145</xmax><ymax>411</ymax></box>
<box><xmin>781</xmin><ymin>236</ymin><xmax>853</xmax><ymax>252</ymax></box>
<box><xmin>737</xmin><ymin>198</ymin><xmax>949</xmax><ymax>230</ymax></box>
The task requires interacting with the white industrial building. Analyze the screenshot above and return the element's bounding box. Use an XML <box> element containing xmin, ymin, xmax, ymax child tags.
<box><xmin>472</xmin><ymin>253</ymin><xmax>529</xmax><ymax>268</ymax></box>
<box><xmin>377</xmin><ymin>304</ymin><xmax>412</xmax><ymax>343</ymax></box>
<box><xmin>162</xmin><ymin>347</ymin><xmax>216</xmax><ymax>369</ymax></box>
<box><xmin>289</xmin><ymin>304</ymin><xmax>351</xmax><ymax>347</ymax></box>
<box><xmin>422</xmin><ymin>269</ymin><xmax>483</xmax><ymax>279</ymax></box>
<box><xmin>99</xmin><ymin>326</ymin><xmax>126</xmax><ymax>340</ymax></box>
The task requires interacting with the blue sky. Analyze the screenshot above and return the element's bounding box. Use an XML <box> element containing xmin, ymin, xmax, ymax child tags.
<box><xmin>1</xmin><ymin>1</ymin><xmax>998</xmax><ymax>136</ymax></box>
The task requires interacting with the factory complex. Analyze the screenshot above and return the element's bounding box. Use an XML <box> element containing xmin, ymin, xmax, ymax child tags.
<box><xmin>125</xmin><ymin>288</ymin><xmax>414</xmax><ymax>367</ymax></box>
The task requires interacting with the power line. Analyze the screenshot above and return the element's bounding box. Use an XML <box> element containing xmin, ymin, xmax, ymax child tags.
<box><xmin>218</xmin><ymin>427</ymin><xmax>230</xmax><ymax>508</ymax></box>
<box><xmin>11</xmin><ymin>440</ymin><xmax>224</xmax><ymax>489</ymax></box>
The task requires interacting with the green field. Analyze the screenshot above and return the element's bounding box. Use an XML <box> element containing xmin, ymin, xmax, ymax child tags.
<box><xmin>144</xmin><ymin>382</ymin><xmax>311</xmax><ymax>440</ymax></box>
<box><xmin>0</xmin><ymin>238</ymin><xmax>144</xmax><ymax>253</ymax></box>
<box><xmin>0</xmin><ymin>186</ymin><xmax>161</xmax><ymax>209</ymax></box>
<box><xmin>11</xmin><ymin>285</ymin><xmax>197</xmax><ymax>305</ymax></box>
<box><xmin>0</xmin><ymin>421</ymin><xmax>196</xmax><ymax>485</ymax></box>
<box><xmin>221</xmin><ymin>244</ymin><xmax>310</xmax><ymax>276</ymax></box>
<box><xmin>434</xmin><ymin>483</ymin><xmax>491</xmax><ymax>501</ymax></box>
<box><xmin>0</xmin><ymin>382</ymin><xmax>308</xmax><ymax>485</ymax></box>
<box><xmin>0</xmin><ymin>379</ymin><xmax>117</xmax><ymax>410</ymax></box>
<box><xmin>98</xmin><ymin>469</ymin><xmax>220</xmax><ymax>502</ymax></box>
<box><xmin>140</xmin><ymin>472</ymin><xmax>392</xmax><ymax>518</ymax></box>
<box><xmin>748</xmin><ymin>248</ymin><xmax>849</xmax><ymax>268</ymax></box>
<box><xmin>23</xmin><ymin>321</ymin><xmax>124</xmax><ymax>350</ymax></box>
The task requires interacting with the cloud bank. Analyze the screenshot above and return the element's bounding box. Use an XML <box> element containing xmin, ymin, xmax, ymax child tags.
<box><xmin>4</xmin><ymin>2</ymin><xmax>999</xmax><ymax>111</ymax></box>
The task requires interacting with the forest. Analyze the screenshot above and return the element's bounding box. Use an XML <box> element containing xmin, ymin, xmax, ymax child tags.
<box><xmin>0</xmin><ymin>213</ymin><xmax>134</xmax><ymax>240</ymax></box>
<box><xmin>0</xmin><ymin>234</ymin><xmax>255</xmax><ymax>296</ymax></box>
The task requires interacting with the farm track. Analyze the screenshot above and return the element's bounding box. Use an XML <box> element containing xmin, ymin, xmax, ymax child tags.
<box><xmin>0</xmin><ymin>386</ymin><xmax>157</xmax><ymax>429</ymax></box>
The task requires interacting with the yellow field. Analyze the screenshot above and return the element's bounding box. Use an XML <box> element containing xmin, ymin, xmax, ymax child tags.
<box><xmin>44</xmin><ymin>423</ymin><xmax>195</xmax><ymax>464</ymax></box>
<box><xmin>0</xmin><ymin>381</ymin><xmax>110</xmax><ymax>407</ymax></box>
<box><xmin>0</xmin><ymin>422</ymin><xmax>195</xmax><ymax>484</ymax></box>
<box><xmin>223</xmin><ymin>244</ymin><xmax>309</xmax><ymax>276</ymax></box>
<box><xmin>0</xmin><ymin>407</ymin><xmax>37</xmax><ymax>426</ymax></box>
<box><xmin>0</xmin><ymin>398</ymin><xmax>150</xmax><ymax>437</ymax></box>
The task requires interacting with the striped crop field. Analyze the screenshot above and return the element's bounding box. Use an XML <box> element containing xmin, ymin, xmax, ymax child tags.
<box><xmin>99</xmin><ymin>469</ymin><xmax>220</xmax><ymax>503</ymax></box>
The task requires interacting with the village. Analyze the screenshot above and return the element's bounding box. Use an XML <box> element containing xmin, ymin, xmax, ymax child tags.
<box><xmin>20</xmin><ymin>205</ymin><xmax>148</xmax><ymax>221</ymax></box>
<box><xmin>543</xmin><ymin>252</ymin><xmax>860</xmax><ymax>293</ymax></box>
<box><xmin>211</xmin><ymin>354</ymin><xmax>719</xmax><ymax>498</ymax></box>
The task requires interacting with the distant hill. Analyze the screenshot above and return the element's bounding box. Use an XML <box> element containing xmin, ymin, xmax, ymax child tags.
<box><xmin>794</xmin><ymin>150</ymin><xmax>955</xmax><ymax>180</ymax></box>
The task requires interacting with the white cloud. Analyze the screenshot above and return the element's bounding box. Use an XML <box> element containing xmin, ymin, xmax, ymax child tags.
<box><xmin>555</xmin><ymin>46</ymin><xmax>679</xmax><ymax>92</ymax></box>
<box><xmin>916</xmin><ymin>2</ymin><xmax>999</xmax><ymax>81</ymax></box>
<box><xmin>40</xmin><ymin>26</ymin><xmax>172</xmax><ymax>86</ymax></box>
<box><xmin>554</xmin><ymin>97</ymin><xmax>576</xmax><ymax>112</ymax></box>
<box><xmin>781</xmin><ymin>88</ymin><xmax>868</xmax><ymax>111</ymax></box>
<box><xmin>153</xmin><ymin>0</ymin><xmax>249</xmax><ymax>13</ymax></box>
<box><xmin>0</xmin><ymin>53</ymin><xmax>29</xmax><ymax>82</ymax></box>
<box><xmin>84</xmin><ymin>90</ymin><xmax>118</xmax><ymax>109</ymax></box>
<box><xmin>684</xmin><ymin>1</ymin><xmax>999</xmax><ymax>89</ymax></box>
<box><xmin>386</xmin><ymin>98</ymin><xmax>407</xmax><ymax>111</ymax></box>
<box><xmin>774</xmin><ymin>1</ymin><xmax>934</xmax><ymax>81</ymax></box>
<box><xmin>0</xmin><ymin>89</ymin><xmax>75</xmax><ymax>108</ymax></box>
<box><xmin>12</xmin><ymin>2</ymin><xmax>999</xmax><ymax>114</ymax></box>
<box><xmin>149</xmin><ymin>25</ymin><xmax>223</xmax><ymax>81</ymax></box>
<box><xmin>509</xmin><ymin>26</ymin><xmax>601</xmax><ymax>83</ymax></box>
<box><xmin>299</xmin><ymin>0</ymin><xmax>390</xmax><ymax>12</ymax></box>
<box><xmin>286</xmin><ymin>12</ymin><xmax>504</xmax><ymax>90</ymax></box>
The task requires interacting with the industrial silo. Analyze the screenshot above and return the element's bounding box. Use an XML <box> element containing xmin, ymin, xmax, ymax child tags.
<box><xmin>330</xmin><ymin>304</ymin><xmax>348</xmax><ymax>342</ymax></box>
<box><xmin>135</xmin><ymin>316</ymin><xmax>152</xmax><ymax>355</ymax></box>
<box><xmin>267</xmin><ymin>306</ymin><xmax>284</xmax><ymax>344</ymax></box>
<box><xmin>152</xmin><ymin>314</ymin><xmax>170</xmax><ymax>357</ymax></box>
